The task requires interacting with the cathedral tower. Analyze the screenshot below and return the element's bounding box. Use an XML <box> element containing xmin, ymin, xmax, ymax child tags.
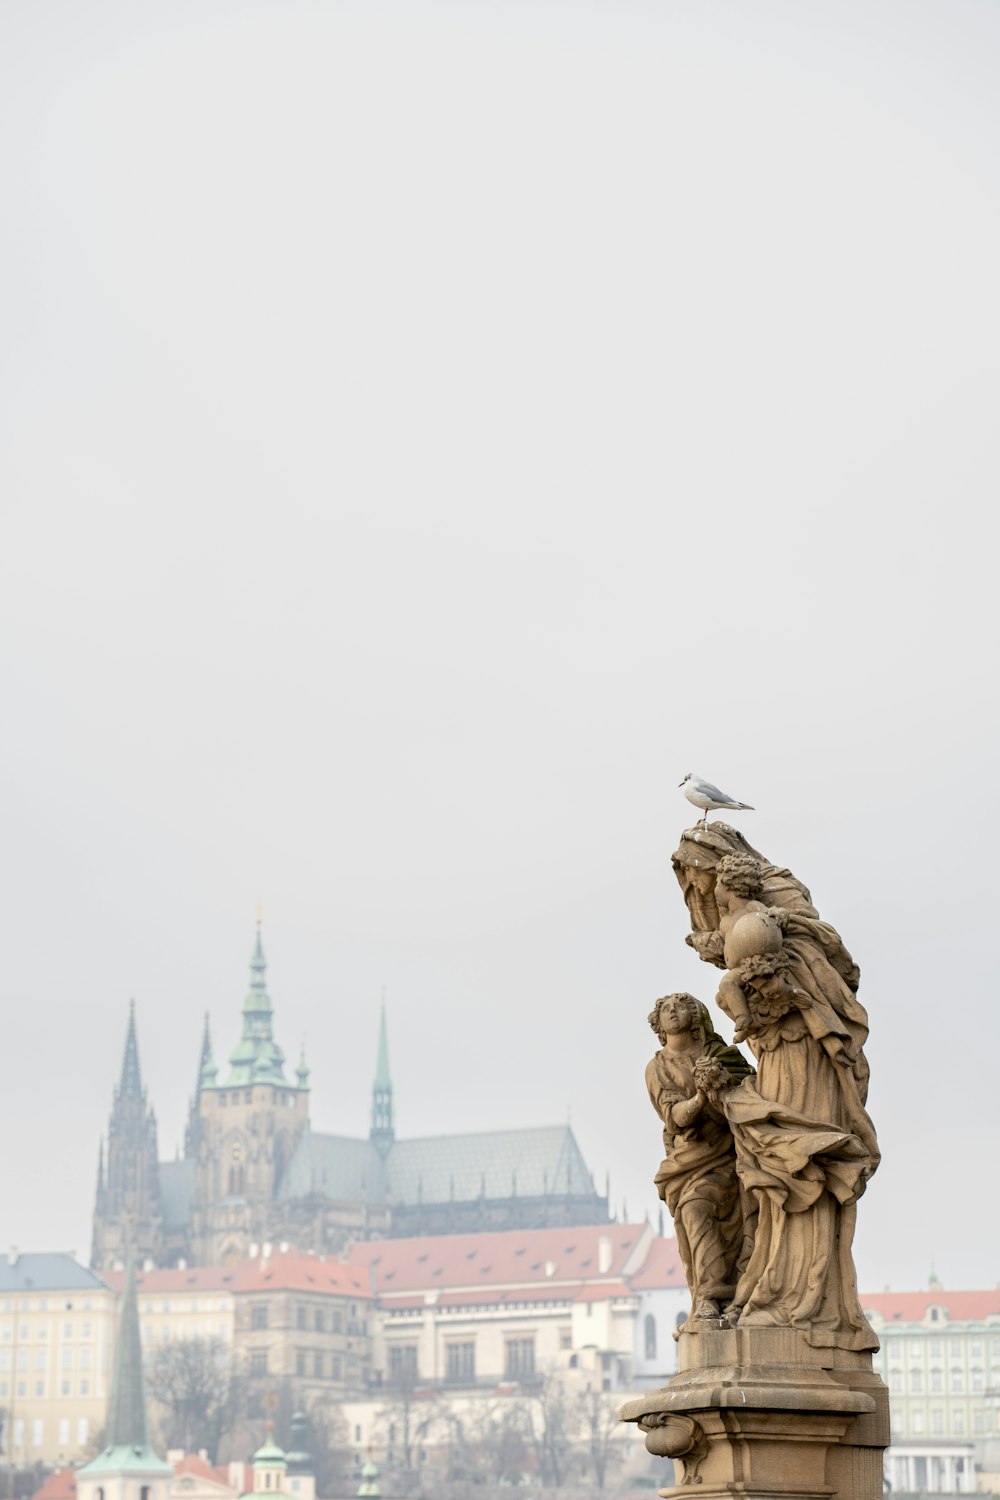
<box><xmin>91</xmin><ymin>1003</ymin><xmax>163</xmax><ymax>1271</ymax></box>
<box><xmin>190</xmin><ymin>919</ymin><xmax>309</xmax><ymax>1264</ymax></box>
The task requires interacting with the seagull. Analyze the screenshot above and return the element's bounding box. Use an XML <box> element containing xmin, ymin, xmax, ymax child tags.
<box><xmin>679</xmin><ymin>773</ymin><xmax>754</xmax><ymax>825</ymax></box>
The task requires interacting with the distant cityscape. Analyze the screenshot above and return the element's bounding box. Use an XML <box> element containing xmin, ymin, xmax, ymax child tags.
<box><xmin>2</xmin><ymin>928</ymin><xmax>997</xmax><ymax>1496</ymax></box>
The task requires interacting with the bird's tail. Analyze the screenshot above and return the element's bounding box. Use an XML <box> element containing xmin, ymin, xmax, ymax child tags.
<box><xmin>731</xmin><ymin>802</ymin><xmax>754</xmax><ymax>811</ymax></box>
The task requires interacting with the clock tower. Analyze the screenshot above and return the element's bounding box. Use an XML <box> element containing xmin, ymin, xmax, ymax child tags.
<box><xmin>190</xmin><ymin>919</ymin><xmax>309</xmax><ymax>1264</ymax></box>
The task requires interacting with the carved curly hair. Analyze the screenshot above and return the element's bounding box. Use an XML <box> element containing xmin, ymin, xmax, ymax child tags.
<box><xmin>739</xmin><ymin>952</ymin><xmax>787</xmax><ymax>985</ymax></box>
<box><xmin>647</xmin><ymin>992</ymin><xmax>706</xmax><ymax>1039</ymax></box>
<box><xmin>715</xmin><ymin>852</ymin><xmax>765</xmax><ymax>900</ymax></box>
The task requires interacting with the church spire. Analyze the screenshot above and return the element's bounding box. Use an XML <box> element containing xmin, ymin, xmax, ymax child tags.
<box><xmin>76</xmin><ymin>1248</ymin><xmax>173</xmax><ymax>1492</ymax></box>
<box><xmin>225</xmin><ymin>913</ymin><xmax>287</xmax><ymax>1086</ymax></box>
<box><xmin>185</xmin><ymin>1014</ymin><xmax>217</xmax><ymax>1159</ymax></box>
<box><xmin>107</xmin><ymin>1250</ymin><xmax>150</xmax><ymax>1448</ymax></box>
<box><xmin>118</xmin><ymin>999</ymin><xmax>143</xmax><ymax>1100</ymax></box>
<box><xmin>370</xmin><ymin>998</ymin><xmax>394</xmax><ymax>1158</ymax></box>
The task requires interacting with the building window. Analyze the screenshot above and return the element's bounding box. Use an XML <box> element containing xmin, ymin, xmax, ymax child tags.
<box><xmin>58</xmin><ymin>1419</ymin><xmax>69</xmax><ymax>1446</ymax></box>
<box><xmin>80</xmin><ymin>1379</ymin><xmax>90</xmax><ymax>1395</ymax></box>
<box><xmin>296</xmin><ymin>1306</ymin><xmax>306</xmax><ymax>1331</ymax></box>
<box><xmin>331</xmin><ymin>1309</ymin><xmax>343</xmax><ymax>1334</ymax></box>
<box><xmin>78</xmin><ymin>1421</ymin><xmax>90</xmax><ymax>1449</ymax></box>
<box><xmin>331</xmin><ymin>1355</ymin><xmax>342</xmax><ymax>1380</ymax></box>
<box><xmin>930</xmin><ymin>1369</ymin><xmax>942</xmax><ymax>1392</ymax></box>
<box><xmin>251</xmin><ymin>1305</ymin><xmax>269</xmax><ymax>1331</ymax></box>
<box><xmin>388</xmin><ymin>1346</ymin><xmax>418</xmax><ymax>1383</ymax></box>
<box><xmin>931</xmin><ymin>1409</ymin><xmax>943</xmax><ymax>1434</ymax></box>
<box><xmin>445</xmin><ymin>1343</ymin><xmax>475</xmax><ymax>1384</ymax></box>
<box><xmin>32</xmin><ymin>1420</ymin><xmax>43</xmax><ymax>1447</ymax></box>
<box><xmin>296</xmin><ymin>1352</ymin><xmax>306</xmax><ymax>1376</ymax></box>
<box><xmin>313</xmin><ymin>1352</ymin><xmax>324</xmax><ymax>1378</ymax></box>
<box><xmin>952</xmin><ymin>1370</ymin><xmax>963</xmax><ymax>1392</ymax></box>
<box><xmin>955</xmin><ymin>1409</ymin><xmax>965</xmax><ymax>1434</ymax></box>
<box><xmin>913</xmin><ymin>1410</ymin><xmax>924</xmax><ymax>1434</ymax></box>
<box><xmin>975</xmin><ymin>1410</ymin><xmax>985</xmax><ymax>1434</ymax></box>
<box><xmin>314</xmin><ymin>1309</ymin><xmax>325</xmax><ymax>1333</ymax></box>
<box><xmin>505</xmin><ymin>1338</ymin><xmax>535</xmax><ymax>1378</ymax></box>
<box><xmin>644</xmin><ymin>1313</ymin><xmax>657</xmax><ymax>1361</ymax></box>
<box><xmin>910</xmin><ymin>1369</ymin><xmax>922</xmax><ymax>1394</ymax></box>
<box><xmin>889</xmin><ymin>1371</ymin><xmax>901</xmax><ymax>1392</ymax></box>
<box><xmin>250</xmin><ymin>1351</ymin><xmax>268</xmax><ymax>1376</ymax></box>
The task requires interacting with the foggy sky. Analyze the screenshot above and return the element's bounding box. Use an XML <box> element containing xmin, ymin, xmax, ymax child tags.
<box><xmin>1</xmin><ymin>0</ymin><xmax>998</xmax><ymax>1294</ymax></box>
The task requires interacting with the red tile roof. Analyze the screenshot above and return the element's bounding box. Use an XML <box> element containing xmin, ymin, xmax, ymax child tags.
<box><xmin>104</xmin><ymin>1267</ymin><xmax>238</xmax><ymax>1294</ymax></box>
<box><xmin>31</xmin><ymin>1472</ymin><xmax>76</xmax><ymax>1500</ymax></box>
<box><xmin>106</xmin><ymin>1252</ymin><xmax>371</xmax><ymax>1299</ymax></box>
<box><xmin>231</xmin><ymin>1251</ymin><xmax>371</xmax><ymax>1298</ymax></box>
<box><xmin>345</xmin><ymin>1223</ymin><xmax>650</xmax><ymax>1296</ymax></box>
<box><xmin>172</xmin><ymin>1454</ymin><xmax>231</xmax><ymax>1485</ymax></box>
<box><xmin>860</xmin><ymin>1290</ymin><xmax>1000</xmax><ymax>1323</ymax></box>
<box><xmin>625</xmin><ymin>1236</ymin><xmax>685</xmax><ymax>1290</ymax></box>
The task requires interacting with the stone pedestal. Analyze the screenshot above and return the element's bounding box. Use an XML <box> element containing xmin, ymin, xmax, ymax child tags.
<box><xmin>620</xmin><ymin>1324</ymin><xmax>889</xmax><ymax>1499</ymax></box>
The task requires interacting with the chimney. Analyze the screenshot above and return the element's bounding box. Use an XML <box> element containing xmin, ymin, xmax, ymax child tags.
<box><xmin>598</xmin><ymin>1235</ymin><xmax>613</xmax><ymax>1275</ymax></box>
<box><xmin>7</xmin><ymin>1247</ymin><xmax>17</xmax><ymax>1267</ymax></box>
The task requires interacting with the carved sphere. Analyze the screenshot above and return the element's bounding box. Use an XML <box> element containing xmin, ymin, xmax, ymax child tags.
<box><xmin>724</xmin><ymin>911</ymin><xmax>783</xmax><ymax>967</ymax></box>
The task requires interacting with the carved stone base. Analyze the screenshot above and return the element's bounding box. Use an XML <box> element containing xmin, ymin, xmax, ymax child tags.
<box><xmin>620</xmin><ymin>1325</ymin><xmax>889</xmax><ymax>1499</ymax></box>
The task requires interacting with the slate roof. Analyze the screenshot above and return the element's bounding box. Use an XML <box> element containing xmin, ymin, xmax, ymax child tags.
<box><xmin>275</xmin><ymin>1123</ymin><xmax>597</xmax><ymax>1210</ymax></box>
<box><xmin>0</xmin><ymin>1254</ymin><xmax>109</xmax><ymax>1293</ymax></box>
<box><xmin>277</xmin><ymin>1131</ymin><xmax>386</xmax><ymax>1204</ymax></box>
<box><xmin>384</xmin><ymin>1125</ymin><xmax>596</xmax><ymax>1205</ymax></box>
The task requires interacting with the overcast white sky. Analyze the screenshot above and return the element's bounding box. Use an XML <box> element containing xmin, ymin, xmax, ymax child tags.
<box><xmin>1</xmin><ymin>0</ymin><xmax>998</xmax><ymax>1294</ymax></box>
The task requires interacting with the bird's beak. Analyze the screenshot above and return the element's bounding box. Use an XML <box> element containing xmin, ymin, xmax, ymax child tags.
<box><xmin>678</xmin><ymin>780</ymin><xmax>685</xmax><ymax>788</ymax></box>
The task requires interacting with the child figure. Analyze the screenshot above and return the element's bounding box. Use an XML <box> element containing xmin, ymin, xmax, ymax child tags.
<box><xmin>712</xmin><ymin>853</ymin><xmax>788</xmax><ymax>1043</ymax></box>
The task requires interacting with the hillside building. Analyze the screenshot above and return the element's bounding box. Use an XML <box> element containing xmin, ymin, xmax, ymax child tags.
<box><xmin>91</xmin><ymin>922</ymin><xmax>608</xmax><ymax>1271</ymax></box>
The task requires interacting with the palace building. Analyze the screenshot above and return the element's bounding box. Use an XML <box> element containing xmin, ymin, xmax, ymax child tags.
<box><xmin>91</xmin><ymin>924</ymin><xmax>608</xmax><ymax>1270</ymax></box>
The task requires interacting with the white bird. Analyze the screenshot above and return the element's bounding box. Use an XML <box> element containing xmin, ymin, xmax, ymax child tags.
<box><xmin>679</xmin><ymin>773</ymin><xmax>754</xmax><ymax>825</ymax></box>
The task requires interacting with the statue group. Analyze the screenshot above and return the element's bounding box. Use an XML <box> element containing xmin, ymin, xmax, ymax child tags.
<box><xmin>646</xmin><ymin>823</ymin><xmax>880</xmax><ymax>1353</ymax></box>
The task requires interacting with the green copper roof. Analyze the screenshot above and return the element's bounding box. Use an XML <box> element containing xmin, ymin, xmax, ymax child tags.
<box><xmin>252</xmin><ymin>1438</ymin><xmax>287</xmax><ymax>1467</ymax></box>
<box><xmin>78</xmin><ymin>1253</ymin><xmax>172</xmax><ymax>1479</ymax></box>
<box><xmin>222</xmin><ymin>921</ymin><xmax>289</xmax><ymax>1087</ymax></box>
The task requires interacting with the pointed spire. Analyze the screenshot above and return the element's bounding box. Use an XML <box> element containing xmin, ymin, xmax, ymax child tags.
<box><xmin>296</xmin><ymin>1040</ymin><xmax>310</xmax><ymax>1090</ymax></box>
<box><xmin>198</xmin><ymin>1012</ymin><xmax>217</xmax><ymax>1089</ymax></box>
<box><xmin>106</xmin><ymin>1248</ymin><xmax>150</xmax><ymax>1448</ymax></box>
<box><xmin>118</xmin><ymin>1000</ymin><xmax>143</xmax><ymax>1099</ymax></box>
<box><xmin>96</xmin><ymin>1137</ymin><xmax>105</xmax><ymax>1194</ymax></box>
<box><xmin>225</xmin><ymin>912</ymin><xmax>287</xmax><ymax>1086</ymax></box>
<box><xmin>369</xmin><ymin>996</ymin><xmax>394</xmax><ymax>1157</ymax></box>
<box><xmin>374</xmin><ymin>997</ymin><xmax>391</xmax><ymax>1089</ymax></box>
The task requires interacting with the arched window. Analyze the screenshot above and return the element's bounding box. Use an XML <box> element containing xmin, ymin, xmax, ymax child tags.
<box><xmin>644</xmin><ymin>1313</ymin><xmax>657</xmax><ymax>1361</ymax></box>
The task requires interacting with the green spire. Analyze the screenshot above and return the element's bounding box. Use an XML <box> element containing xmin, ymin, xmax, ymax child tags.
<box><xmin>106</xmin><ymin>1250</ymin><xmax>149</xmax><ymax>1448</ymax></box>
<box><xmin>225</xmin><ymin>917</ymin><xmax>288</xmax><ymax>1086</ymax></box>
<box><xmin>76</xmin><ymin>1250</ymin><xmax>172</xmax><ymax>1480</ymax></box>
<box><xmin>370</xmin><ymin>998</ymin><xmax>394</xmax><ymax>1157</ymax></box>
<box><xmin>374</xmin><ymin>1000</ymin><xmax>391</xmax><ymax>1090</ymax></box>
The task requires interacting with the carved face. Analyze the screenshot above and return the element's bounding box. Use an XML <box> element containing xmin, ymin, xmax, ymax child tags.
<box><xmin>658</xmin><ymin>995</ymin><xmax>695</xmax><ymax>1037</ymax></box>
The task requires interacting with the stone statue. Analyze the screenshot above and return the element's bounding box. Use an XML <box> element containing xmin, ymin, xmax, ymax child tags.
<box><xmin>621</xmin><ymin>822</ymin><xmax>889</xmax><ymax>1500</ymax></box>
<box><xmin>645</xmin><ymin>993</ymin><xmax>754</xmax><ymax>1321</ymax></box>
<box><xmin>669</xmin><ymin>824</ymin><xmax>880</xmax><ymax>1352</ymax></box>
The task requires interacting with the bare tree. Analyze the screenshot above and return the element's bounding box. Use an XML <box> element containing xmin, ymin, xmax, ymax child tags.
<box><xmin>147</xmin><ymin>1337</ymin><xmax>239</xmax><ymax>1459</ymax></box>
<box><xmin>522</xmin><ymin>1373</ymin><xmax>582</xmax><ymax>1488</ymax></box>
<box><xmin>375</xmin><ymin>1373</ymin><xmax>444</xmax><ymax>1480</ymax></box>
<box><xmin>574</xmin><ymin>1385</ymin><xmax>624</xmax><ymax>1490</ymax></box>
